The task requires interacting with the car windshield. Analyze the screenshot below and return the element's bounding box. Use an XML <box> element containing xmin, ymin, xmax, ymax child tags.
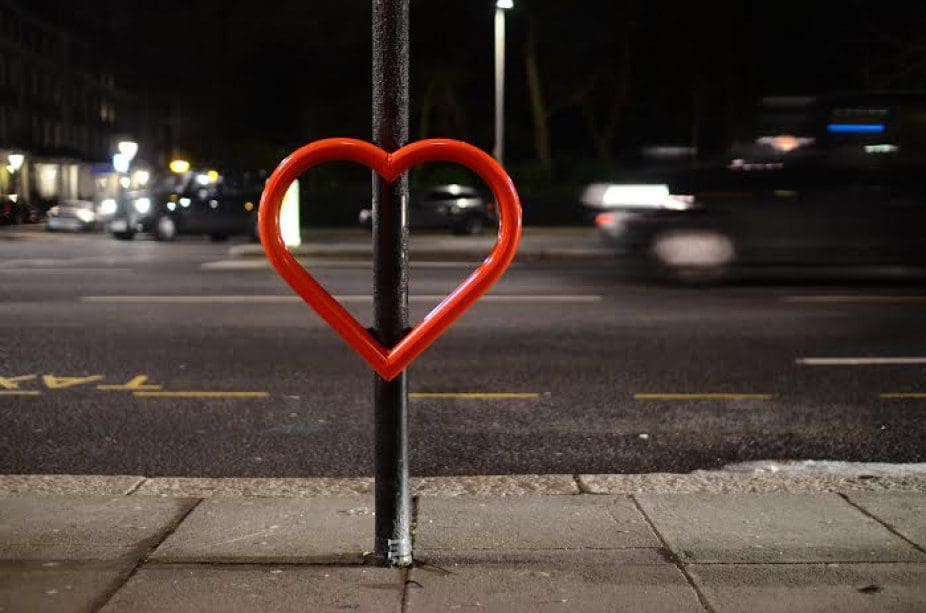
<box><xmin>61</xmin><ymin>200</ymin><xmax>94</xmax><ymax>210</ymax></box>
<box><xmin>423</xmin><ymin>186</ymin><xmax>477</xmax><ymax>201</ymax></box>
<box><xmin>149</xmin><ymin>174</ymin><xmax>192</xmax><ymax>197</ymax></box>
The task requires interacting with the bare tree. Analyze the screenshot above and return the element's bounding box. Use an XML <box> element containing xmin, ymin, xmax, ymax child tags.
<box><xmin>580</xmin><ymin>30</ymin><xmax>631</xmax><ymax>161</ymax></box>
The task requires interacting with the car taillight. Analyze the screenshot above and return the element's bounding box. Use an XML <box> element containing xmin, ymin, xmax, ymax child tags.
<box><xmin>595</xmin><ymin>213</ymin><xmax>615</xmax><ymax>226</ymax></box>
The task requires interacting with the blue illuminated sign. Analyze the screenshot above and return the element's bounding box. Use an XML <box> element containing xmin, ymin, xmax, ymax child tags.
<box><xmin>826</xmin><ymin>123</ymin><xmax>885</xmax><ymax>134</ymax></box>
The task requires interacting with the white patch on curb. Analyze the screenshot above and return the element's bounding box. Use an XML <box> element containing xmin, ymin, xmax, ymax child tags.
<box><xmin>783</xmin><ymin>295</ymin><xmax>926</xmax><ymax>304</ymax></box>
<box><xmin>707</xmin><ymin>460</ymin><xmax>926</xmax><ymax>477</ymax></box>
<box><xmin>796</xmin><ymin>357</ymin><xmax>926</xmax><ymax>366</ymax></box>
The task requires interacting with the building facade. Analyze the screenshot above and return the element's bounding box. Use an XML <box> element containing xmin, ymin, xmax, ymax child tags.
<box><xmin>0</xmin><ymin>0</ymin><xmax>143</xmax><ymax>212</ymax></box>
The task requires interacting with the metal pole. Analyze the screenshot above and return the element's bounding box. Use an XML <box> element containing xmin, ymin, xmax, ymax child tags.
<box><xmin>372</xmin><ymin>0</ymin><xmax>412</xmax><ymax>567</ymax></box>
<box><xmin>493</xmin><ymin>7</ymin><xmax>505</xmax><ymax>164</ymax></box>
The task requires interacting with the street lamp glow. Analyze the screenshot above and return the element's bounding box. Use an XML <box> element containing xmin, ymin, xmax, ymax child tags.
<box><xmin>7</xmin><ymin>153</ymin><xmax>24</xmax><ymax>172</ymax></box>
<box><xmin>132</xmin><ymin>169</ymin><xmax>150</xmax><ymax>186</ymax></box>
<box><xmin>117</xmin><ymin>141</ymin><xmax>139</xmax><ymax>161</ymax></box>
<box><xmin>169</xmin><ymin>159</ymin><xmax>190</xmax><ymax>173</ymax></box>
<box><xmin>493</xmin><ymin>3</ymin><xmax>510</xmax><ymax>163</ymax></box>
<box><xmin>281</xmin><ymin>180</ymin><xmax>301</xmax><ymax>248</ymax></box>
<box><xmin>112</xmin><ymin>153</ymin><xmax>130</xmax><ymax>174</ymax></box>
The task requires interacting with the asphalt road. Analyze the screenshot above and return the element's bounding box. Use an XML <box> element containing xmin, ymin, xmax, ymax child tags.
<box><xmin>1</xmin><ymin>229</ymin><xmax>924</xmax><ymax>477</ymax></box>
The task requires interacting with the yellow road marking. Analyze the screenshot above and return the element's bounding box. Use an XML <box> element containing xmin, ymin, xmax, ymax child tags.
<box><xmin>410</xmin><ymin>392</ymin><xmax>542</xmax><ymax>400</ymax></box>
<box><xmin>98</xmin><ymin>375</ymin><xmax>162</xmax><ymax>391</ymax></box>
<box><xmin>133</xmin><ymin>391</ymin><xmax>269</xmax><ymax>398</ymax></box>
<box><xmin>634</xmin><ymin>393</ymin><xmax>776</xmax><ymax>400</ymax></box>
<box><xmin>0</xmin><ymin>391</ymin><xmax>40</xmax><ymax>396</ymax></box>
<box><xmin>42</xmin><ymin>375</ymin><xmax>104</xmax><ymax>389</ymax></box>
<box><xmin>0</xmin><ymin>374</ymin><xmax>36</xmax><ymax>390</ymax></box>
<box><xmin>881</xmin><ymin>392</ymin><xmax>926</xmax><ymax>399</ymax></box>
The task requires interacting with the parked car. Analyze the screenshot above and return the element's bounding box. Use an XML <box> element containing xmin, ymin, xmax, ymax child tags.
<box><xmin>46</xmin><ymin>200</ymin><xmax>99</xmax><ymax>232</ymax></box>
<box><xmin>583</xmin><ymin>163</ymin><xmax>926</xmax><ymax>281</ymax></box>
<box><xmin>108</xmin><ymin>169</ymin><xmax>264</xmax><ymax>241</ymax></box>
<box><xmin>359</xmin><ymin>184</ymin><xmax>497</xmax><ymax>235</ymax></box>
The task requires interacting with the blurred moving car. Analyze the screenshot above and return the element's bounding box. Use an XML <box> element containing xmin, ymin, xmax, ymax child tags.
<box><xmin>586</xmin><ymin>92</ymin><xmax>926</xmax><ymax>281</ymax></box>
<box><xmin>359</xmin><ymin>184</ymin><xmax>497</xmax><ymax>235</ymax></box>
<box><xmin>46</xmin><ymin>200</ymin><xmax>99</xmax><ymax>232</ymax></box>
<box><xmin>108</xmin><ymin>169</ymin><xmax>264</xmax><ymax>241</ymax></box>
<box><xmin>584</xmin><ymin>164</ymin><xmax>926</xmax><ymax>281</ymax></box>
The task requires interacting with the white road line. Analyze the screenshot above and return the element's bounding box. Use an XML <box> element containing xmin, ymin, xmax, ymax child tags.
<box><xmin>796</xmin><ymin>357</ymin><xmax>926</xmax><ymax>366</ymax></box>
<box><xmin>0</xmin><ymin>268</ymin><xmax>133</xmax><ymax>274</ymax></box>
<box><xmin>200</xmin><ymin>260</ymin><xmax>272</xmax><ymax>271</ymax></box>
<box><xmin>783</xmin><ymin>295</ymin><xmax>926</xmax><ymax>304</ymax></box>
<box><xmin>81</xmin><ymin>294</ymin><xmax>603</xmax><ymax>304</ymax></box>
<box><xmin>82</xmin><ymin>295</ymin><xmax>300</xmax><ymax>304</ymax></box>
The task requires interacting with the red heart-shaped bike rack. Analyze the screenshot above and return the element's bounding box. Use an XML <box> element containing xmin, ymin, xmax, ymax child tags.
<box><xmin>259</xmin><ymin>138</ymin><xmax>522</xmax><ymax>381</ymax></box>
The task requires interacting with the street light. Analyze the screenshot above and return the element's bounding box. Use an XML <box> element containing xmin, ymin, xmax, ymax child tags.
<box><xmin>7</xmin><ymin>153</ymin><xmax>24</xmax><ymax>205</ymax></box>
<box><xmin>112</xmin><ymin>153</ymin><xmax>130</xmax><ymax>174</ymax></box>
<box><xmin>493</xmin><ymin>0</ymin><xmax>513</xmax><ymax>164</ymax></box>
<box><xmin>7</xmin><ymin>153</ymin><xmax>24</xmax><ymax>173</ymax></box>
<box><xmin>169</xmin><ymin>159</ymin><xmax>190</xmax><ymax>174</ymax></box>
<box><xmin>117</xmin><ymin>141</ymin><xmax>138</xmax><ymax>162</ymax></box>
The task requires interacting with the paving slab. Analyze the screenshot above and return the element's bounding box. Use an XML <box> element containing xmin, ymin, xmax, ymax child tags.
<box><xmin>416</xmin><ymin>495</ymin><xmax>659</xmax><ymax>551</ymax></box>
<box><xmin>150</xmin><ymin>496</ymin><xmax>374</xmax><ymax>564</ymax></box>
<box><xmin>100</xmin><ymin>564</ymin><xmax>404</xmax><ymax>613</ymax></box>
<box><xmin>407</xmin><ymin>551</ymin><xmax>702</xmax><ymax>612</ymax></box>
<box><xmin>689</xmin><ymin>563</ymin><xmax>926</xmax><ymax>613</ymax></box>
<box><xmin>0</xmin><ymin>495</ymin><xmax>196</xmax><ymax>561</ymax></box>
<box><xmin>845</xmin><ymin>492</ymin><xmax>926</xmax><ymax>549</ymax></box>
<box><xmin>412</xmin><ymin>474</ymin><xmax>579</xmax><ymax>496</ymax></box>
<box><xmin>136</xmin><ymin>477</ymin><xmax>374</xmax><ymax>497</ymax></box>
<box><xmin>635</xmin><ymin>493</ymin><xmax>926</xmax><ymax>563</ymax></box>
<box><xmin>0</xmin><ymin>561</ymin><xmax>128</xmax><ymax>613</ymax></box>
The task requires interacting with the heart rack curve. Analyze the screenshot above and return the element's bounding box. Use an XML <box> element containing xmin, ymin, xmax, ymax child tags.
<box><xmin>259</xmin><ymin>138</ymin><xmax>522</xmax><ymax>381</ymax></box>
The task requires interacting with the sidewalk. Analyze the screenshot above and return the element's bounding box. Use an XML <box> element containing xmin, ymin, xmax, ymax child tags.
<box><xmin>228</xmin><ymin>227</ymin><xmax>614</xmax><ymax>262</ymax></box>
<box><xmin>1</xmin><ymin>473</ymin><xmax>923</xmax><ymax>612</ymax></box>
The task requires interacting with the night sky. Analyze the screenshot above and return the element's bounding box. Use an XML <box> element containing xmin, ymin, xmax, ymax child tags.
<box><xmin>33</xmin><ymin>0</ymin><xmax>926</xmax><ymax>169</ymax></box>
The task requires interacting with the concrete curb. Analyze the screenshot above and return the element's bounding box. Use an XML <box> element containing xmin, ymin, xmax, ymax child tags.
<box><xmin>2</xmin><ymin>472</ymin><xmax>925</xmax><ymax>497</ymax></box>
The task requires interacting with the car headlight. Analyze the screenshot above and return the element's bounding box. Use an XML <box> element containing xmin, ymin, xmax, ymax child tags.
<box><xmin>99</xmin><ymin>198</ymin><xmax>117</xmax><ymax>215</ymax></box>
<box><xmin>581</xmin><ymin>183</ymin><xmax>693</xmax><ymax>211</ymax></box>
<box><xmin>75</xmin><ymin>209</ymin><xmax>95</xmax><ymax>223</ymax></box>
<box><xmin>133</xmin><ymin>197</ymin><xmax>151</xmax><ymax>214</ymax></box>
